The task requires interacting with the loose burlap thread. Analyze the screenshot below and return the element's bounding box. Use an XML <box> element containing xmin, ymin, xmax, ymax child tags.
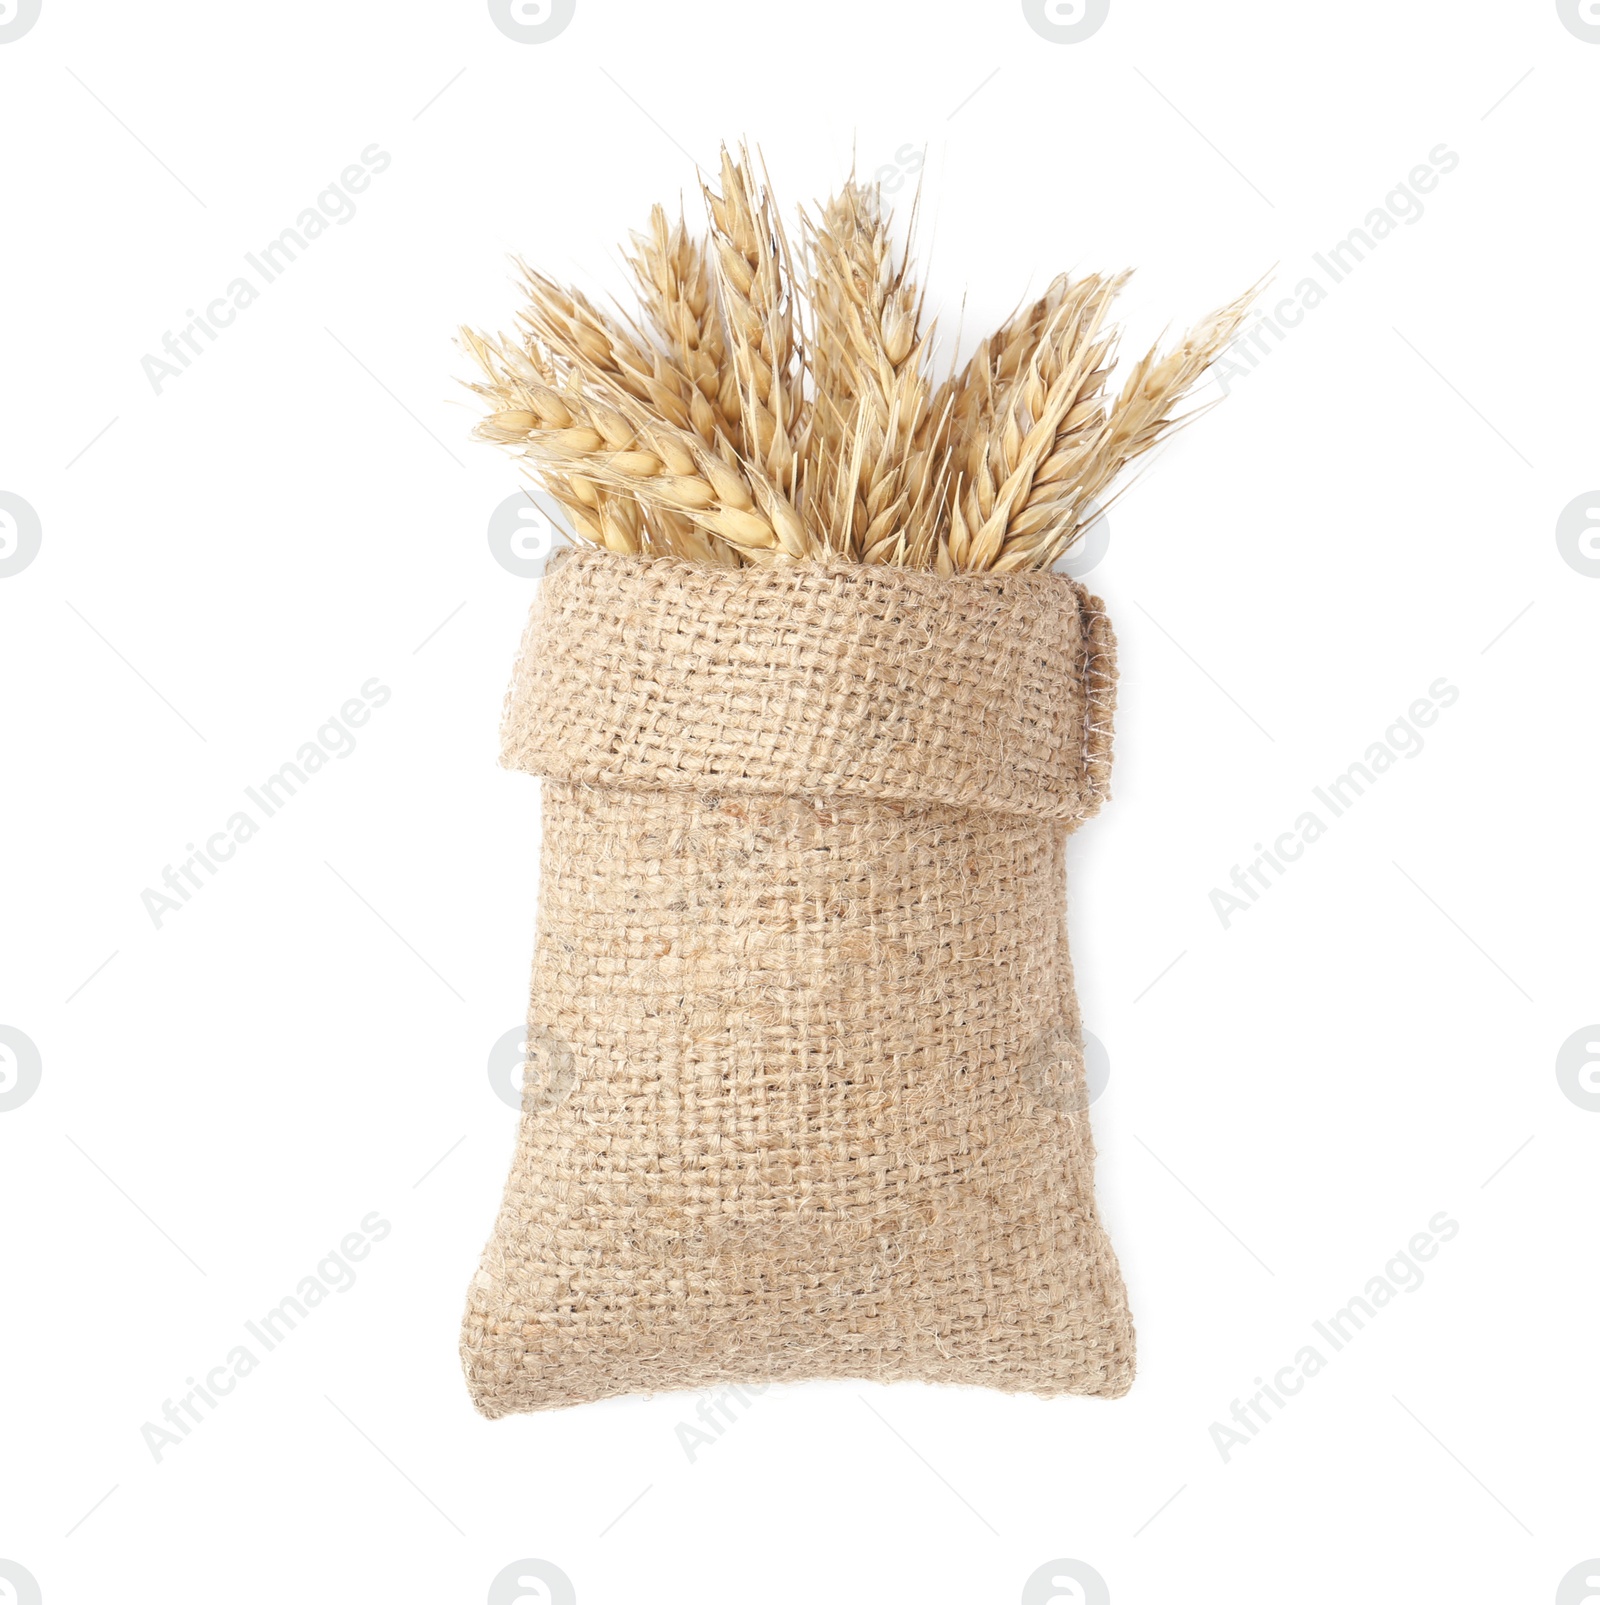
<box><xmin>462</xmin><ymin>549</ymin><xmax>1134</xmax><ymax>1415</ymax></box>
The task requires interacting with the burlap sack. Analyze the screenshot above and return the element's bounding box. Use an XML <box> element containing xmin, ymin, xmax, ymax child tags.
<box><xmin>461</xmin><ymin>548</ymin><xmax>1134</xmax><ymax>1415</ymax></box>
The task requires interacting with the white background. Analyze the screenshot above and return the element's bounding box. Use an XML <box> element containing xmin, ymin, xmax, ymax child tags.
<box><xmin>2</xmin><ymin>2</ymin><xmax>1597</xmax><ymax>1602</ymax></box>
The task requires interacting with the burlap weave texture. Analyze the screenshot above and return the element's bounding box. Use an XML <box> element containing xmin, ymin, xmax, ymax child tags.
<box><xmin>462</xmin><ymin>550</ymin><xmax>1134</xmax><ymax>1415</ymax></box>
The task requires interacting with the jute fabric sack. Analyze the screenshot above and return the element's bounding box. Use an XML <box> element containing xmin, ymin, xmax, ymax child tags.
<box><xmin>462</xmin><ymin>548</ymin><xmax>1134</xmax><ymax>1415</ymax></box>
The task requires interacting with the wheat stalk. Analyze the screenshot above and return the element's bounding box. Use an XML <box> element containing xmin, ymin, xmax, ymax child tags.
<box><xmin>1013</xmin><ymin>281</ymin><xmax>1260</xmax><ymax>571</ymax></box>
<box><xmin>804</xmin><ymin>179</ymin><xmax>943</xmax><ymax>565</ymax></box>
<box><xmin>623</xmin><ymin>205</ymin><xmax>739</xmax><ymax>451</ymax></box>
<box><xmin>469</xmin><ymin>339</ymin><xmax>811</xmax><ymax>565</ymax></box>
<box><xmin>703</xmin><ymin>147</ymin><xmax>808</xmax><ymax>501</ymax></box>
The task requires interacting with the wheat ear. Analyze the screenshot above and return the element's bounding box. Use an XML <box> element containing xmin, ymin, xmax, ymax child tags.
<box><xmin>949</xmin><ymin>275</ymin><xmax>1126</xmax><ymax>571</ymax></box>
<box><xmin>804</xmin><ymin>179</ymin><xmax>942</xmax><ymax>564</ymax></box>
<box><xmin>623</xmin><ymin>205</ymin><xmax>739</xmax><ymax>451</ymax></box>
<box><xmin>481</xmin><ymin>361</ymin><xmax>811</xmax><ymax>565</ymax></box>
<box><xmin>1018</xmin><ymin>282</ymin><xmax>1260</xmax><ymax>570</ymax></box>
<box><xmin>703</xmin><ymin>146</ymin><xmax>808</xmax><ymax>503</ymax></box>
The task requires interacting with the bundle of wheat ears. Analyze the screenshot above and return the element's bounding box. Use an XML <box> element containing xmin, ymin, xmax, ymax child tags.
<box><xmin>464</xmin><ymin>146</ymin><xmax>1256</xmax><ymax>574</ymax></box>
